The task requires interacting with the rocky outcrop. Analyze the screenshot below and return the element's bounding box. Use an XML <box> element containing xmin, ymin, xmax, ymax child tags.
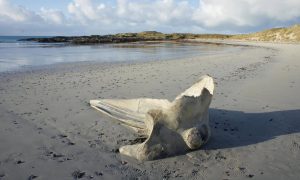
<box><xmin>20</xmin><ymin>32</ymin><xmax>231</xmax><ymax>44</ymax></box>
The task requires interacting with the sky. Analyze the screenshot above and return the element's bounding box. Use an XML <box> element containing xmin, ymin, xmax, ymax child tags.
<box><xmin>1</xmin><ymin>0</ymin><xmax>300</xmax><ymax>35</ymax></box>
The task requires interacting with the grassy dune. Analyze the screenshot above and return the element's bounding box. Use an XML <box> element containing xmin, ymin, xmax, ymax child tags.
<box><xmin>231</xmin><ymin>24</ymin><xmax>300</xmax><ymax>42</ymax></box>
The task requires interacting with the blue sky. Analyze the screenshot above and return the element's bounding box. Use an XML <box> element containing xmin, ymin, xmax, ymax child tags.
<box><xmin>11</xmin><ymin>0</ymin><xmax>199</xmax><ymax>12</ymax></box>
<box><xmin>1</xmin><ymin>0</ymin><xmax>300</xmax><ymax>35</ymax></box>
<box><xmin>12</xmin><ymin>0</ymin><xmax>70</xmax><ymax>11</ymax></box>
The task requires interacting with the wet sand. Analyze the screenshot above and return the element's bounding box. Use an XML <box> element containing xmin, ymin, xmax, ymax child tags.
<box><xmin>0</xmin><ymin>40</ymin><xmax>299</xmax><ymax>179</ymax></box>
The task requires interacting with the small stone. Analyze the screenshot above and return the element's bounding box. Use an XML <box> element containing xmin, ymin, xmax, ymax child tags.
<box><xmin>89</xmin><ymin>144</ymin><xmax>96</xmax><ymax>148</ymax></box>
<box><xmin>68</xmin><ymin>142</ymin><xmax>75</xmax><ymax>145</ymax></box>
<box><xmin>28</xmin><ymin>175</ymin><xmax>38</xmax><ymax>180</ymax></box>
<box><xmin>72</xmin><ymin>170</ymin><xmax>85</xmax><ymax>179</ymax></box>
<box><xmin>121</xmin><ymin>161</ymin><xmax>127</xmax><ymax>165</ymax></box>
<box><xmin>95</xmin><ymin>171</ymin><xmax>103</xmax><ymax>176</ymax></box>
<box><xmin>16</xmin><ymin>160</ymin><xmax>25</xmax><ymax>164</ymax></box>
<box><xmin>58</xmin><ymin>134</ymin><xmax>67</xmax><ymax>138</ymax></box>
<box><xmin>247</xmin><ymin>174</ymin><xmax>254</xmax><ymax>178</ymax></box>
<box><xmin>53</xmin><ymin>153</ymin><xmax>64</xmax><ymax>158</ymax></box>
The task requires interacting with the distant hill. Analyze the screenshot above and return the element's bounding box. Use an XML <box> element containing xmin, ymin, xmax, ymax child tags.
<box><xmin>231</xmin><ymin>24</ymin><xmax>300</xmax><ymax>42</ymax></box>
<box><xmin>21</xmin><ymin>24</ymin><xmax>300</xmax><ymax>44</ymax></box>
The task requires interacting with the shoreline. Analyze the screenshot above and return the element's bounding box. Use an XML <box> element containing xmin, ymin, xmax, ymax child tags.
<box><xmin>0</xmin><ymin>40</ymin><xmax>248</xmax><ymax>75</ymax></box>
<box><xmin>0</xmin><ymin>40</ymin><xmax>299</xmax><ymax>179</ymax></box>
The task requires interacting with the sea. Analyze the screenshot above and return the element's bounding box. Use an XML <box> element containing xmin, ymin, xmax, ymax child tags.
<box><xmin>0</xmin><ymin>36</ymin><xmax>238</xmax><ymax>72</ymax></box>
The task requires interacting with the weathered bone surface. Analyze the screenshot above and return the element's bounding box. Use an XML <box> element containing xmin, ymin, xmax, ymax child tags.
<box><xmin>90</xmin><ymin>75</ymin><xmax>214</xmax><ymax>161</ymax></box>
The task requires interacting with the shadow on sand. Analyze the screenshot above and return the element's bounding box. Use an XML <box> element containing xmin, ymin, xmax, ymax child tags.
<box><xmin>119</xmin><ymin>108</ymin><xmax>300</xmax><ymax>161</ymax></box>
<box><xmin>203</xmin><ymin>108</ymin><xmax>300</xmax><ymax>150</ymax></box>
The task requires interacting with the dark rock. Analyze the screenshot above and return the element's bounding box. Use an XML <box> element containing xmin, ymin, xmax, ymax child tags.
<box><xmin>67</xmin><ymin>142</ymin><xmax>75</xmax><ymax>145</ymax></box>
<box><xmin>72</xmin><ymin>170</ymin><xmax>85</xmax><ymax>179</ymax></box>
<box><xmin>28</xmin><ymin>175</ymin><xmax>38</xmax><ymax>180</ymax></box>
<box><xmin>16</xmin><ymin>160</ymin><xmax>25</xmax><ymax>164</ymax></box>
<box><xmin>94</xmin><ymin>171</ymin><xmax>103</xmax><ymax>176</ymax></box>
<box><xmin>20</xmin><ymin>33</ymin><xmax>233</xmax><ymax>45</ymax></box>
<box><xmin>53</xmin><ymin>153</ymin><xmax>64</xmax><ymax>158</ymax></box>
<box><xmin>247</xmin><ymin>174</ymin><xmax>254</xmax><ymax>178</ymax></box>
<box><xmin>239</xmin><ymin>167</ymin><xmax>246</xmax><ymax>171</ymax></box>
<box><xmin>58</xmin><ymin>134</ymin><xmax>67</xmax><ymax>138</ymax></box>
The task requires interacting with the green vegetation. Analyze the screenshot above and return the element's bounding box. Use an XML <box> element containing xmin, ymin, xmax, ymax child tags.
<box><xmin>21</xmin><ymin>24</ymin><xmax>300</xmax><ymax>44</ymax></box>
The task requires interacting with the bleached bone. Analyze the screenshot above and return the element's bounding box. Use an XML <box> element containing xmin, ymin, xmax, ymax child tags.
<box><xmin>90</xmin><ymin>75</ymin><xmax>214</xmax><ymax>161</ymax></box>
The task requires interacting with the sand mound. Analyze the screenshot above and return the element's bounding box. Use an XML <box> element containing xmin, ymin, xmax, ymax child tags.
<box><xmin>232</xmin><ymin>24</ymin><xmax>300</xmax><ymax>42</ymax></box>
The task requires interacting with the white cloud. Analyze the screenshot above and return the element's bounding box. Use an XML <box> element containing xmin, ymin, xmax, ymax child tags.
<box><xmin>67</xmin><ymin>0</ymin><xmax>114</xmax><ymax>26</ymax></box>
<box><xmin>67</xmin><ymin>0</ymin><xmax>195</xmax><ymax>31</ymax></box>
<box><xmin>0</xmin><ymin>0</ymin><xmax>40</xmax><ymax>22</ymax></box>
<box><xmin>0</xmin><ymin>0</ymin><xmax>70</xmax><ymax>35</ymax></box>
<box><xmin>249</xmin><ymin>0</ymin><xmax>300</xmax><ymax>21</ymax></box>
<box><xmin>0</xmin><ymin>0</ymin><xmax>300</xmax><ymax>35</ymax></box>
<box><xmin>66</xmin><ymin>0</ymin><xmax>300</xmax><ymax>33</ymax></box>
<box><xmin>0</xmin><ymin>0</ymin><xmax>66</xmax><ymax>25</ymax></box>
<box><xmin>39</xmin><ymin>7</ymin><xmax>66</xmax><ymax>25</ymax></box>
<box><xmin>68</xmin><ymin>0</ymin><xmax>98</xmax><ymax>22</ymax></box>
<box><xmin>193</xmin><ymin>0</ymin><xmax>300</xmax><ymax>28</ymax></box>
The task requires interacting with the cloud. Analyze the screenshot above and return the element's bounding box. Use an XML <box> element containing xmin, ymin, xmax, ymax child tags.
<box><xmin>0</xmin><ymin>0</ymin><xmax>70</xmax><ymax>35</ymax></box>
<box><xmin>66</xmin><ymin>0</ymin><xmax>196</xmax><ymax>33</ymax></box>
<box><xmin>68</xmin><ymin>0</ymin><xmax>99</xmax><ymax>22</ymax></box>
<box><xmin>66</xmin><ymin>0</ymin><xmax>300</xmax><ymax>33</ymax></box>
<box><xmin>250</xmin><ymin>0</ymin><xmax>300</xmax><ymax>21</ymax></box>
<box><xmin>0</xmin><ymin>0</ymin><xmax>300</xmax><ymax>35</ymax></box>
<box><xmin>123</xmin><ymin>0</ymin><xmax>192</xmax><ymax>25</ymax></box>
<box><xmin>193</xmin><ymin>0</ymin><xmax>300</xmax><ymax>30</ymax></box>
<box><xmin>39</xmin><ymin>7</ymin><xmax>66</xmax><ymax>25</ymax></box>
<box><xmin>0</xmin><ymin>0</ymin><xmax>66</xmax><ymax>25</ymax></box>
<box><xmin>0</xmin><ymin>0</ymin><xmax>40</xmax><ymax>22</ymax></box>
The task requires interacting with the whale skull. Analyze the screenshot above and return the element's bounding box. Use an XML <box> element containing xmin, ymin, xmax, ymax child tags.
<box><xmin>90</xmin><ymin>75</ymin><xmax>214</xmax><ymax>161</ymax></box>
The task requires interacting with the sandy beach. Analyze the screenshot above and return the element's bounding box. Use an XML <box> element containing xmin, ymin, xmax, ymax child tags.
<box><xmin>0</xmin><ymin>40</ymin><xmax>299</xmax><ymax>179</ymax></box>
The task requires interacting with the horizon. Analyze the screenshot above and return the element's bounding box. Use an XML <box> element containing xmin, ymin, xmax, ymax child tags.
<box><xmin>1</xmin><ymin>0</ymin><xmax>300</xmax><ymax>36</ymax></box>
<box><xmin>0</xmin><ymin>25</ymin><xmax>297</xmax><ymax>37</ymax></box>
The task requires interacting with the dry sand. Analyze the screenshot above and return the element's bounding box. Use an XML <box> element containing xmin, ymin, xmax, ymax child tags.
<box><xmin>0</xmin><ymin>40</ymin><xmax>299</xmax><ymax>179</ymax></box>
